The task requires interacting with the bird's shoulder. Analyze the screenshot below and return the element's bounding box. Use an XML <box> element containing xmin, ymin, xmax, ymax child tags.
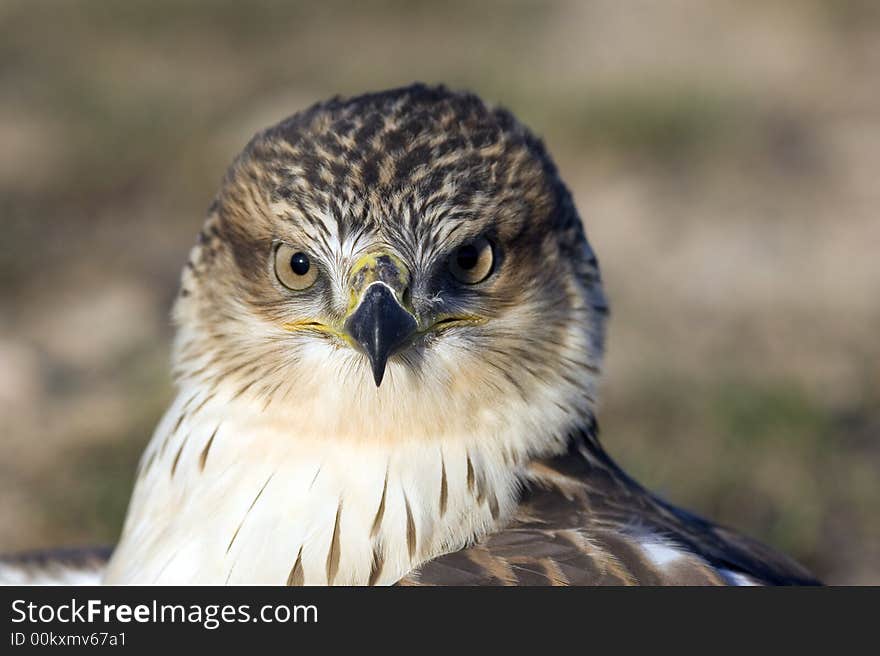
<box><xmin>400</xmin><ymin>431</ymin><xmax>820</xmax><ymax>586</ymax></box>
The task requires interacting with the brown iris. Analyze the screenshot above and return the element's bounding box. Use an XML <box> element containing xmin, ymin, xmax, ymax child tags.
<box><xmin>274</xmin><ymin>244</ymin><xmax>318</xmax><ymax>290</ymax></box>
<box><xmin>449</xmin><ymin>237</ymin><xmax>494</xmax><ymax>284</ymax></box>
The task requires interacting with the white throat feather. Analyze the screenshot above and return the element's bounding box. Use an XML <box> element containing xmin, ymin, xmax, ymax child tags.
<box><xmin>103</xmin><ymin>355</ymin><xmax>587</xmax><ymax>585</ymax></box>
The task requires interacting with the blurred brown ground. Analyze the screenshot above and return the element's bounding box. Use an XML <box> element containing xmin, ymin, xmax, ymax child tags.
<box><xmin>1</xmin><ymin>0</ymin><xmax>878</xmax><ymax>584</ymax></box>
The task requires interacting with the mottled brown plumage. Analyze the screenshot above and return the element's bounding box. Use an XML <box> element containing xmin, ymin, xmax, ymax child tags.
<box><xmin>402</xmin><ymin>427</ymin><xmax>818</xmax><ymax>585</ymax></box>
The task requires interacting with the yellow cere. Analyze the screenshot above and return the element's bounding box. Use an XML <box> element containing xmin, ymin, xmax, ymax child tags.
<box><xmin>345</xmin><ymin>251</ymin><xmax>412</xmax><ymax>315</ymax></box>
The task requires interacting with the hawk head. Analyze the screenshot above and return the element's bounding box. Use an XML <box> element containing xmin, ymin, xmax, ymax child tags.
<box><xmin>173</xmin><ymin>84</ymin><xmax>607</xmax><ymax>449</ymax></box>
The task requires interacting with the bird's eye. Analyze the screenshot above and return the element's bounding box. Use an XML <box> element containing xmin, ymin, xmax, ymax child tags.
<box><xmin>449</xmin><ymin>237</ymin><xmax>494</xmax><ymax>284</ymax></box>
<box><xmin>274</xmin><ymin>244</ymin><xmax>318</xmax><ymax>290</ymax></box>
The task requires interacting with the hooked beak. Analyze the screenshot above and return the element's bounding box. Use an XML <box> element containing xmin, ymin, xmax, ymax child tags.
<box><xmin>336</xmin><ymin>250</ymin><xmax>483</xmax><ymax>387</ymax></box>
<box><xmin>343</xmin><ymin>252</ymin><xmax>416</xmax><ymax>387</ymax></box>
<box><xmin>344</xmin><ymin>283</ymin><xmax>417</xmax><ymax>386</ymax></box>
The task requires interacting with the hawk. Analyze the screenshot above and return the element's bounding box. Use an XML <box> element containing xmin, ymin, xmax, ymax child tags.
<box><xmin>2</xmin><ymin>85</ymin><xmax>818</xmax><ymax>586</ymax></box>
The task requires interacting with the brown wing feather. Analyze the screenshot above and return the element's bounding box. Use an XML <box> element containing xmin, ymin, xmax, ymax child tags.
<box><xmin>401</xmin><ymin>428</ymin><xmax>820</xmax><ymax>586</ymax></box>
<box><xmin>0</xmin><ymin>546</ymin><xmax>112</xmax><ymax>585</ymax></box>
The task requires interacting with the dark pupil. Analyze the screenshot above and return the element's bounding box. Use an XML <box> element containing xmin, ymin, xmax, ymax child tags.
<box><xmin>456</xmin><ymin>245</ymin><xmax>479</xmax><ymax>270</ymax></box>
<box><xmin>290</xmin><ymin>252</ymin><xmax>310</xmax><ymax>276</ymax></box>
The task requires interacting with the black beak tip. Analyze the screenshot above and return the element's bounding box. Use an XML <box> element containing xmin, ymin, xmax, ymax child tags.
<box><xmin>344</xmin><ymin>284</ymin><xmax>417</xmax><ymax>389</ymax></box>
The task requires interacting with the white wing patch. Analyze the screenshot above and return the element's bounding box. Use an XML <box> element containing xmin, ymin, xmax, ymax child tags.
<box><xmin>640</xmin><ymin>540</ymin><xmax>688</xmax><ymax>568</ymax></box>
<box><xmin>639</xmin><ymin>536</ymin><xmax>763</xmax><ymax>586</ymax></box>
<box><xmin>718</xmin><ymin>568</ymin><xmax>760</xmax><ymax>586</ymax></box>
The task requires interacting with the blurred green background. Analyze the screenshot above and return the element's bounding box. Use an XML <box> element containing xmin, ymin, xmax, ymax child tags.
<box><xmin>1</xmin><ymin>0</ymin><xmax>878</xmax><ymax>584</ymax></box>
